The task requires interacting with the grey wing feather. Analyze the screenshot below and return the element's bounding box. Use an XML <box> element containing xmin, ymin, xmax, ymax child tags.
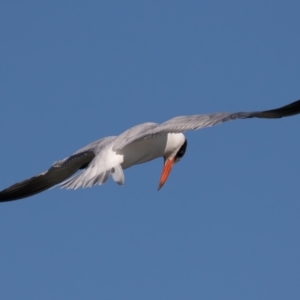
<box><xmin>0</xmin><ymin>136</ymin><xmax>116</xmax><ymax>202</ymax></box>
<box><xmin>114</xmin><ymin>99</ymin><xmax>300</xmax><ymax>150</ymax></box>
<box><xmin>0</xmin><ymin>151</ymin><xmax>95</xmax><ymax>202</ymax></box>
<box><xmin>61</xmin><ymin>136</ymin><xmax>121</xmax><ymax>190</ymax></box>
<box><xmin>112</xmin><ymin>122</ymin><xmax>158</xmax><ymax>151</ymax></box>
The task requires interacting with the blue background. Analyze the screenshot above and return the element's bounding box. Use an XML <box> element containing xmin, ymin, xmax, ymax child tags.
<box><xmin>1</xmin><ymin>1</ymin><xmax>300</xmax><ymax>299</ymax></box>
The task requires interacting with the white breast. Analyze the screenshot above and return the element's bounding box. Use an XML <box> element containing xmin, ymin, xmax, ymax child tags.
<box><xmin>60</xmin><ymin>133</ymin><xmax>186</xmax><ymax>189</ymax></box>
<box><xmin>119</xmin><ymin>133</ymin><xmax>185</xmax><ymax>169</ymax></box>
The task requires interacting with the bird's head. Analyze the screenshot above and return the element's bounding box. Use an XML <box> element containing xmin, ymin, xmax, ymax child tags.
<box><xmin>158</xmin><ymin>138</ymin><xmax>187</xmax><ymax>190</ymax></box>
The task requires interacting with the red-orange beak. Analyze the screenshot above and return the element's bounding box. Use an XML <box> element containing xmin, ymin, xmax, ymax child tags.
<box><xmin>158</xmin><ymin>157</ymin><xmax>175</xmax><ymax>190</ymax></box>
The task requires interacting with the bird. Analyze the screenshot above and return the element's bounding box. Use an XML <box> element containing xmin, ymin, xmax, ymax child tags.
<box><xmin>1</xmin><ymin>98</ymin><xmax>300</xmax><ymax>202</ymax></box>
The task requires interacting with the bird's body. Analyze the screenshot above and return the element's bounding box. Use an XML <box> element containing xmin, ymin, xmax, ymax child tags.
<box><xmin>1</xmin><ymin>98</ymin><xmax>300</xmax><ymax>202</ymax></box>
<box><xmin>120</xmin><ymin>133</ymin><xmax>185</xmax><ymax>168</ymax></box>
<box><xmin>59</xmin><ymin>131</ymin><xmax>185</xmax><ymax>190</ymax></box>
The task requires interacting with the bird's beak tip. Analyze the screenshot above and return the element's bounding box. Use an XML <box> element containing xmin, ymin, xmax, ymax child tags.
<box><xmin>157</xmin><ymin>157</ymin><xmax>175</xmax><ymax>190</ymax></box>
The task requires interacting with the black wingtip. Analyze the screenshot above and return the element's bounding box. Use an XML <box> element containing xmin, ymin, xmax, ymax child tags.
<box><xmin>0</xmin><ymin>150</ymin><xmax>96</xmax><ymax>203</ymax></box>
<box><xmin>0</xmin><ymin>174</ymin><xmax>51</xmax><ymax>202</ymax></box>
<box><xmin>254</xmin><ymin>99</ymin><xmax>300</xmax><ymax>119</ymax></box>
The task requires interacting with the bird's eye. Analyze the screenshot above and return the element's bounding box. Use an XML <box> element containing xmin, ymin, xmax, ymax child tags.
<box><xmin>176</xmin><ymin>139</ymin><xmax>187</xmax><ymax>160</ymax></box>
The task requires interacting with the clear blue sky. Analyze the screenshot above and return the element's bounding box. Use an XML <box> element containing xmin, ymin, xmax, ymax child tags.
<box><xmin>0</xmin><ymin>1</ymin><xmax>300</xmax><ymax>299</ymax></box>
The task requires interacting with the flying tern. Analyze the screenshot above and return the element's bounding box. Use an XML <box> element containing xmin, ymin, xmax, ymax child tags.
<box><xmin>1</xmin><ymin>98</ymin><xmax>300</xmax><ymax>202</ymax></box>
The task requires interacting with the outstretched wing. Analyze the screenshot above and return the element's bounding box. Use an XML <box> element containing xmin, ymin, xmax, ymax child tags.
<box><xmin>0</xmin><ymin>151</ymin><xmax>95</xmax><ymax>202</ymax></box>
<box><xmin>0</xmin><ymin>136</ymin><xmax>116</xmax><ymax>202</ymax></box>
<box><xmin>113</xmin><ymin>99</ymin><xmax>300</xmax><ymax>150</ymax></box>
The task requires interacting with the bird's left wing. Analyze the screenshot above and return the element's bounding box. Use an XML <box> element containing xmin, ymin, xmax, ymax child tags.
<box><xmin>0</xmin><ymin>151</ymin><xmax>95</xmax><ymax>202</ymax></box>
<box><xmin>113</xmin><ymin>99</ymin><xmax>300</xmax><ymax>150</ymax></box>
<box><xmin>0</xmin><ymin>136</ymin><xmax>116</xmax><ymax>202</ymax></box>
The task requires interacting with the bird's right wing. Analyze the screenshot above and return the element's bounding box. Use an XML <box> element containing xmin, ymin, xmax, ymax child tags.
<box><xmin>113</xmin><ymin>99</ymin><xmax>300</xmax><ymax>150</ymax></box>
